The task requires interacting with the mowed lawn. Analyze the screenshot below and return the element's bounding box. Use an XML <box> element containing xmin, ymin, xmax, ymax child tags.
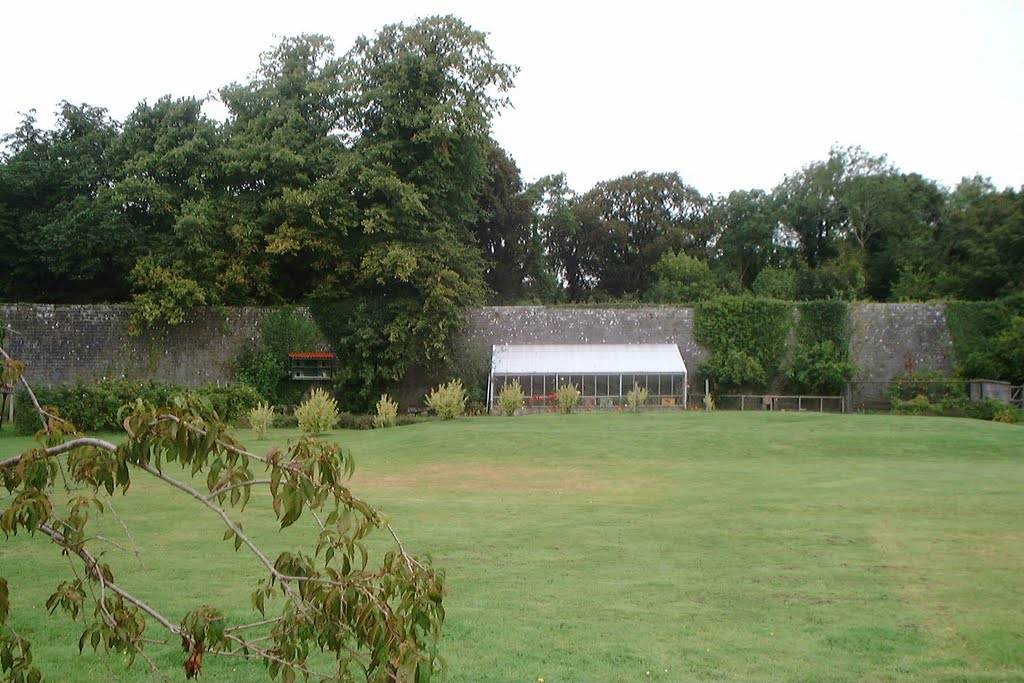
<box><xmin>1</xmin><ymin>412</ymin><xmax>1022</xmax><ymax>682</ymax></box>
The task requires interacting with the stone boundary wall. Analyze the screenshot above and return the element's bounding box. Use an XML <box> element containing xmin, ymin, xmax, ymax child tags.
<box><xmin>0</xmin><ymin>304</ymin><xmax>312</xmax><ymax>387</ymax></box>
<box><xmin>2</xmin><ymin>303</ymin><xmax>957</xmax><ymax>402</ymax></box>
<box><xmin>848</xmin><ymin>303</ymin><xmax>955</xmax><ymax>395</ymax></box>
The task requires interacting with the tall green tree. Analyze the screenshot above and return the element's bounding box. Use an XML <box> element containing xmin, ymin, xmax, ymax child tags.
<box><xmin>527</xmin><ymin>173</ymin><xmax>583</xmax><ymax>301</ymax></box>
<box><xmin>469</xmin><ymin>143</ymin><xmax>535</xmax><ymax>302</ymax></box>
<box><xmin>193</xmin><ymin>34</ymin><xmax>353</xmax><ymax>305</ymax></box>
<box><xmin>321</xmin><ymin>16</ymin><xmax>516</xmax><ymax>408</ymax></box>
<box><xmin>572</xmin><ymin>171</ymin><xmax>711</xmax><ymax>298</ymax></box>
<box><xmin>0</xmin><ymin>105</ymin><xmax>129</xmax><ymax>302</ymax></box>
<box><xmin>845</xmin><ymin>172</ymin><xmax>946</xmax><ymax>300</ymax></box>
<box><xmin>932</xmin><ymin>177</ymin><xmax>1024</xmax><ymax>300</ymax></box>
<box><xmin>711</xmin><ymin>189</ymin><xmax>783</xmax><ymax>288</ymax></box>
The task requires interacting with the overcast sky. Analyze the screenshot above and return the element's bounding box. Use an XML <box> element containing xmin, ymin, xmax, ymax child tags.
<box><xmin>2</xmin><ymin>0</ymin><xmax>1021</xmax><ymax>196</ymax></box>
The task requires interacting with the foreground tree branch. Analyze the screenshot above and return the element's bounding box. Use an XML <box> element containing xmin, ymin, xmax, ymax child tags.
<box><xmin>0</xmin><ymin>345</ymin><xmax>446</xmax><ymax>682</ymax></box>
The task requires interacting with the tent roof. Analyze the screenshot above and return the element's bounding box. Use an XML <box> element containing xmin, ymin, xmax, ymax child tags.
<box><xmin>491</xmin><ymin>344</ymin><xmax>686</xmax><ymax>375</ymax></box>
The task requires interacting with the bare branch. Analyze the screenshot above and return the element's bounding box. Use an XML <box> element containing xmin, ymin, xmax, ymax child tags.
<box><xmin>133</xmin><ymin>463</ymin><xmax>308</xmax><ymax>611</ymax></box>
<box><xmin>38</xmin><ymin>523</ymin><xmax>180</xmax><ymax>635</ymax></box>
<box><xmin>205</xmin><ymin>479</ymin><xmax>272</xmax><ymax>501</ymax></box>
<box><xmin>1</xmin><ymin>436</ymin><xmax>118</xmax><ymax>469</ymax></box>
<box><xmin>223</xmin><ymin>617</ymin><xmax>282</xmax><ymax>634</ymax></box>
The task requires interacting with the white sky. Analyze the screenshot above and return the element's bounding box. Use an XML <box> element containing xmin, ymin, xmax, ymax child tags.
<box><xmin>2</xmin><ymin>0</ymin><xmax>1021</xmax><ymax>196</ymax></box>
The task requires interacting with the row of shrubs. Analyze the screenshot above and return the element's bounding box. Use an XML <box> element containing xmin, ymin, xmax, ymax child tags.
<box><xmin>12</xmin><ymin>378</ymin><xmax>440</xmax><ymax>436</ymax></box>
<box><xmin>14</xmin><ymin>380</ymin><xmax>263</xmax><ymax>435</ymax></box>
<box><xmin>891</xmin><ymin>394</ymin><xmax>1022</xmax><ymax>423</ymax></box>
<box><xmin>887</xmin><ymin>370</ymin><xmax>1022</xmax><ymax>424</ymax></box>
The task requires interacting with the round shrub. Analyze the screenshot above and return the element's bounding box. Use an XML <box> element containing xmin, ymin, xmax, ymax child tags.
<box><xmin>424</xmin><ymin>380</ymin><xmax>466</xmax><ymax>420</ymax></box>
<box><xmin>498</xmin><ymin>380</ymin><xmax>525</xmax><ymax>416</ymax></box>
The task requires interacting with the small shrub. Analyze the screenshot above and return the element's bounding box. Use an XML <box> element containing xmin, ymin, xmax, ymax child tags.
<box><xmin>425</xmin><ymin>379</ymin><xmax>466</xmax><ymax>420</ymax></box>
<box><xmin>964</xmin><ymin>398</ymin><xmax>1010</xmax><ymax>422</ymax></box>
<box><xmin>498</xmin><ymin>380</ymin><xmax>525</xmax><ymax>416</ymax></box>
<box><xmin>248</xmin><ymin>402</ymin><xmax>275</xmax><ymax>440</ymax></box>
<box><xmin>395</xmin><ymin>413</ymin><xmax>431</xmax><ymax>427</ymax></box>
<box><xmin>892</xmin><ymin>394</ymin><xmax>933</xmax><ymax>416</ymax></box>
<box><xmin>295</xmin><ymin>388</ymin><xmax>340</xmax><ymax>435</ymax></box>
<box><xmin>374</xmin><ymin>394</ymin><xmax>399</xmax><ymax>428</ymax></box>
<box><xmin>337</xmin><ymin>412</ymin><xmax>377</xmax><ymax>430</ymax></box>
<box><xmin>785</xmin><ymin>341</ymin><xmax>856</xmax><ymax>395</ymax></box>
<box><xmin>15</xmin><ymin>379</ymin><xmax>183</xmax><ymax>433</ymax></box>
<box><xmin>699</xmin><ymin>349</ymin><xmax>767</xmax><ymax>393</ymax></box>
<box><xmin>992</xmin><ymin>406</ymin><xmax>1022</xmax><ymax>424</ymax></box>
<box><xmin>625</xmin><ymin>385</ymin><xmax>648</xmax><ymax>412</ymax></box>
<box><xmin>556</xmin><ymin>384</ymin><xmax>580</xmax><ymax>414</ymax></box>
<box><xmin>14</xmin><ymin>388</ymin><xmax>44</xmax><ymax>435</ymax></box>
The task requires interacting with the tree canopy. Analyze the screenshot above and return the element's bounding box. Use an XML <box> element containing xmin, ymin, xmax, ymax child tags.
<box><xmin>2</xmin><ymin>19</ymin><xmax>1023</xmax><ymax>397</ymax></box>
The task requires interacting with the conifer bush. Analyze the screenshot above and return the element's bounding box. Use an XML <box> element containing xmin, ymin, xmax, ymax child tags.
<box><xmin>295</xmin><ymin>388</ymin><xmax>340</xmax><ymax>434</ymax></box>
<box><xmin>425</xmin><ymin>379</ymin><xmax>466</xmax><ymax>420</ymax></box>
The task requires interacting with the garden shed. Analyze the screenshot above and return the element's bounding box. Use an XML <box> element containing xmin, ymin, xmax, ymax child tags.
<box><xmin>487</xmin><ymin>344</ymin><xmax>687</xmax><ymax>411</ymax></box>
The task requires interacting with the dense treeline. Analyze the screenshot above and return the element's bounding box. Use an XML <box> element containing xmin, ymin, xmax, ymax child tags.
<box><xmin>2</xmin><ymin>17</ymin><xmax>1022</xmax><ymax>405</ymax></box>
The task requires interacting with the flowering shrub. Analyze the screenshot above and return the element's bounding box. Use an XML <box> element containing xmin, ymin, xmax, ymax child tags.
<box><xmin>556</xmin><ymin>384</ymin><xmax>580</xmax><ymax>414</ymax></box>
<box><xmin>295</xmin><ymin>388</ymin><xmax>340</xmax><ymax>434</ymax></box>
<box><xmin>425</xmin><ymin>379</ymin><xmax>466</xmax><ymax>420</ymax></box>
<box><xmin>498</xmin><ymin>380</ymin><xmax>525</xmax><ymax>417</ymax></box>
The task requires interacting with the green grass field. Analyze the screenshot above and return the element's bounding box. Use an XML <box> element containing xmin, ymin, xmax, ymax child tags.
<box><xmin>1</xmin><ymin>412</ymin><xmax>1022</xmax><ymax>682</ymax></box>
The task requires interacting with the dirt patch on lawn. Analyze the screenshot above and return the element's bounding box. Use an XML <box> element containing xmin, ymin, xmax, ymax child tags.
<box><xmin>354</xmin><ymin>462</ymin><xmax>652</xmax><ymax>496</ymax></box>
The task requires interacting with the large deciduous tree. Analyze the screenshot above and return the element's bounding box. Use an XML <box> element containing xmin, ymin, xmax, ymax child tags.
<box><xmin>317</xmin><ymin>16</ymin><xmax>516</xmax><ymax>409</ymax></box>
<box><xmin>0</xmin><ymin>105</ymin><xmax>130</xmax><ymax>303</ymax></box>
<box><xmin>571</xmin><ymin>171</ymin><xmax>711</xmax><ymax>299</ymax></box>
<box><xmin>469</xmin><ymin>143</ymin><xmax>536</xmax><ymax>303</ymax></box>
<box><xmin>931</xmin><ymin>177</ymin><xmax>1024</xmax><ymax>300</ymax></box>
<box><xmin>710</xmin><ymin>189</ymin><xmax>783</xmax><ymax>288</ymax></box>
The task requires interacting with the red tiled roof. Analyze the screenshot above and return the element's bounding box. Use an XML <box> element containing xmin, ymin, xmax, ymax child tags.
<box><xmin>288</xmin><ymin>352</ymin><xmax>336</xmax><ymax>360</ymax></box>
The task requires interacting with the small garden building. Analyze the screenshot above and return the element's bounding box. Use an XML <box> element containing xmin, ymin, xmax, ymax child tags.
<box><xmin>487</xmin><ymin>344</ymin><xmax>688</xmax><ymax>411</ymax></box>
<box><xmin>287</xmin><ymin>352</ymin><xmax>336</xmax><ymax>381</ymax></box>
